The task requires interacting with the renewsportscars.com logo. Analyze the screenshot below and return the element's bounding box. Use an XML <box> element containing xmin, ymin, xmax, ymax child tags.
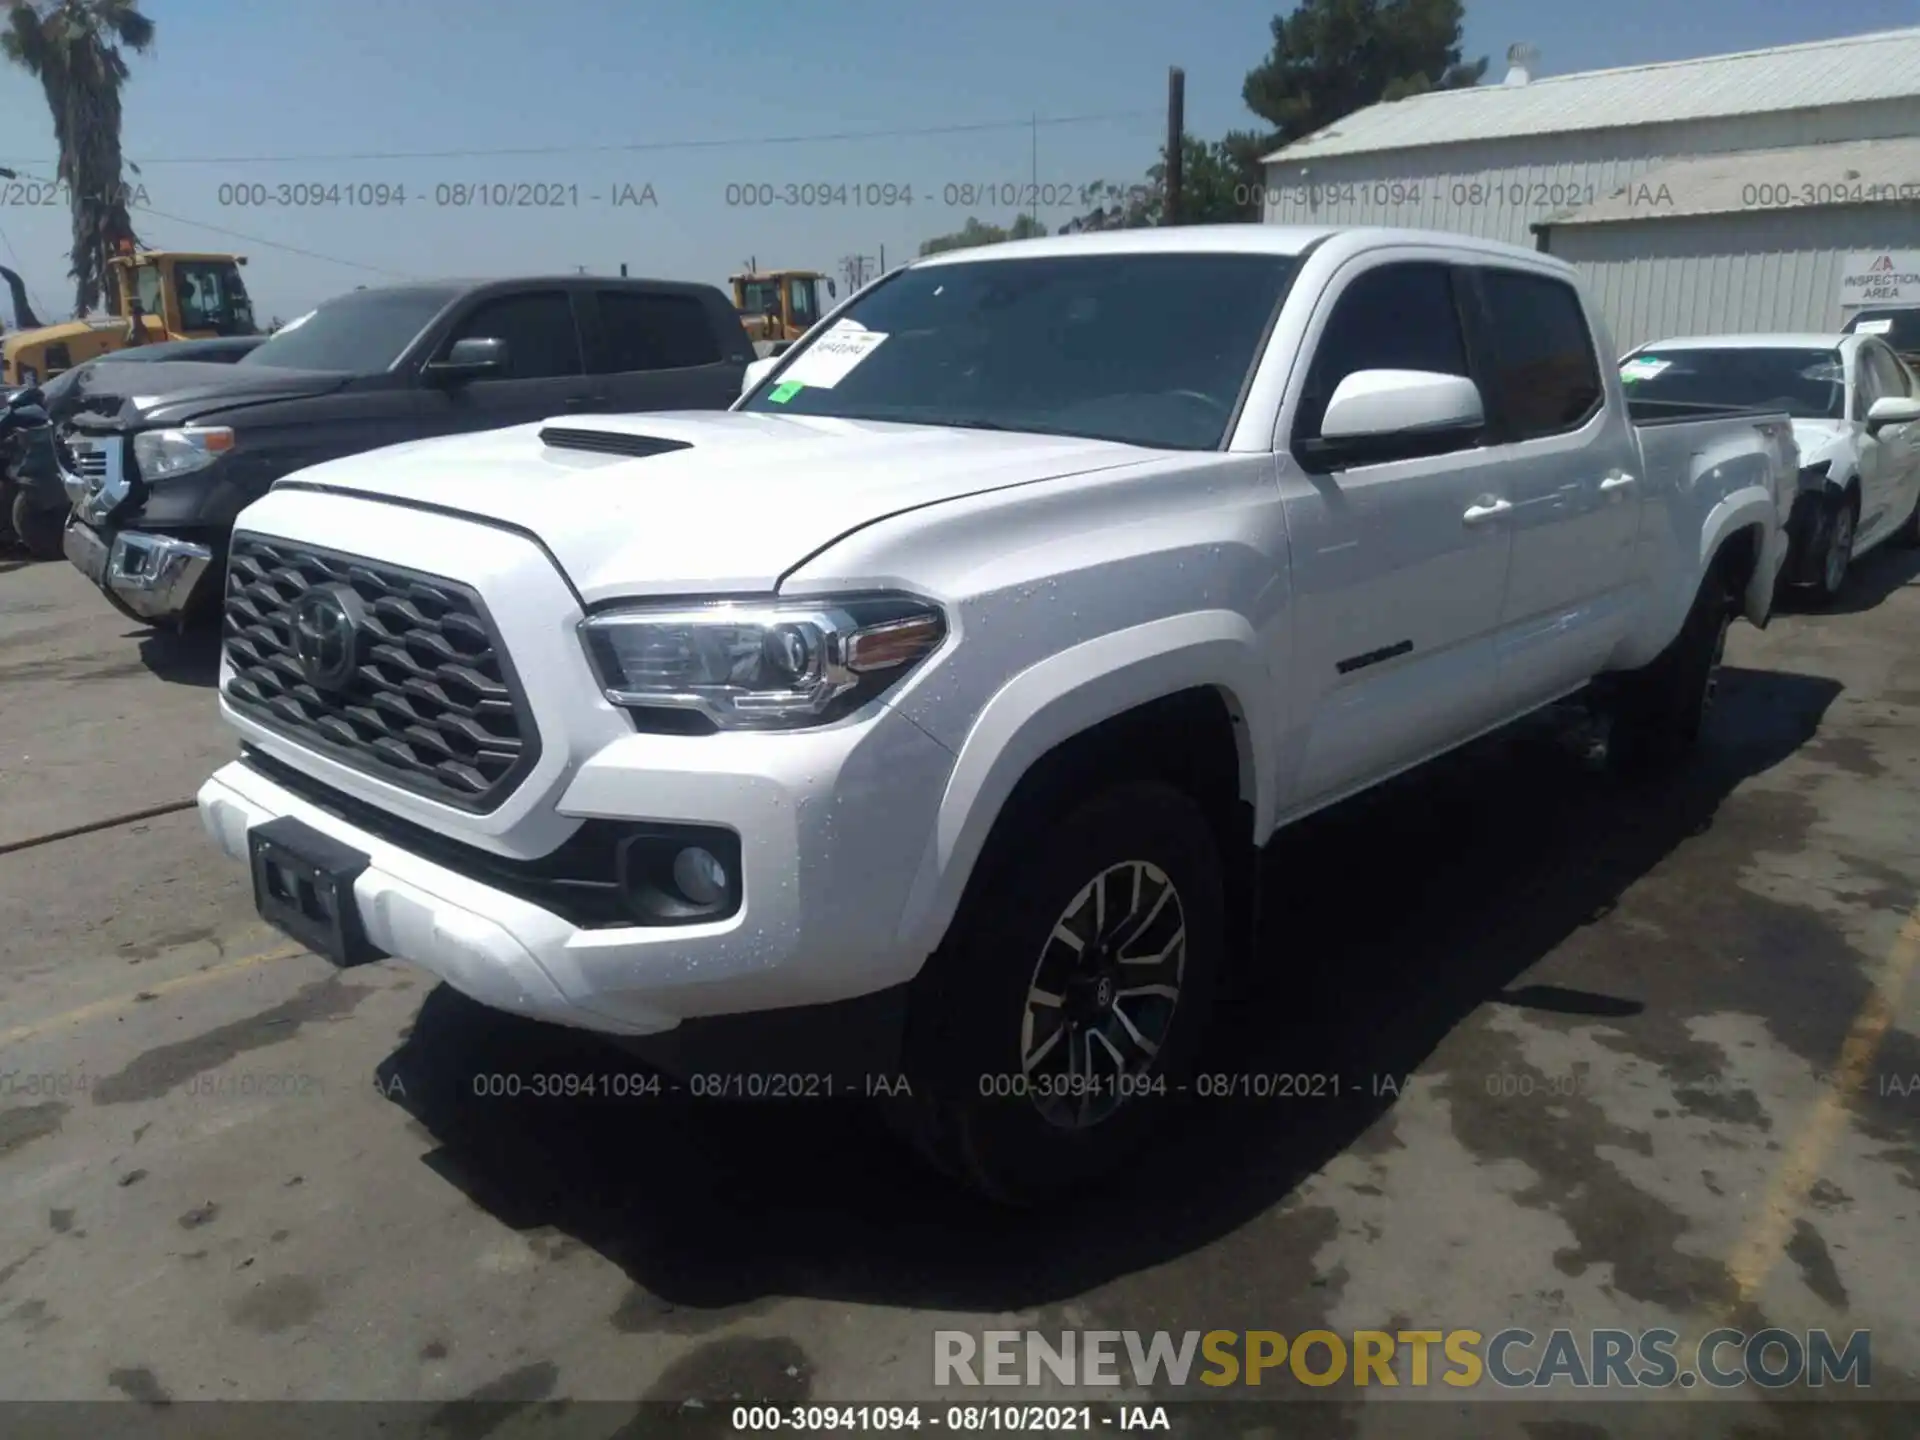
<box><xmin>934</xmin><ymin>1328</ymin><xmax>1872</xmax><ymax>1391</ymax></box>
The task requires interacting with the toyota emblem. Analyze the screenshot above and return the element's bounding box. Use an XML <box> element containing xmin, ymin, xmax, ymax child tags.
<box><xmin>290</xmin><ymin>584</ymin><xmax>365</xmax><ymax>691</ymax></box>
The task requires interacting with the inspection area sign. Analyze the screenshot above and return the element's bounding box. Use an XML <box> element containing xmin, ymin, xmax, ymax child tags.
<box><xmin>1841</xmin><ymin>251</ymin><xmax>1920</xmax><ymax>306</ymax></box>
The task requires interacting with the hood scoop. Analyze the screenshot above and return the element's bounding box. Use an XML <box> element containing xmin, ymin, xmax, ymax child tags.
<box><xmin>539</xmin><ymin>425</ymin><xmax>694</xmax><ymax>459</ymax></box>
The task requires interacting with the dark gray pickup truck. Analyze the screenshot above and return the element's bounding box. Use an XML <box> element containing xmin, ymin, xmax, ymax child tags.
<box><xmin>60</xmin><ymin>274</ymin><xmax>753</xmax><ymax>625</ymax></box>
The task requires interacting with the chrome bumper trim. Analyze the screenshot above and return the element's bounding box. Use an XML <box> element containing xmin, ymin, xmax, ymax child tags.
<box><xmin>68</xmin><ymin>521</ymin><xmax>215</xmax><ymax>622</ymax></box>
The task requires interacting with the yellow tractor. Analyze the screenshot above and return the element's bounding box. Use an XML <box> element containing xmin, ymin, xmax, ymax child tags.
<box><xmin>1</xmin><ymin>240</ymin><xmax>260</xmax><ymax>387</ymax></box>
<box><xmin>730</xmin><ymin>266</ymin><xmax>837</xmax><ymax>357</ymax></box>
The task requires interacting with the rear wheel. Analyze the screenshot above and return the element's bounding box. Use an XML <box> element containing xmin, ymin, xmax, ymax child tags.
<box><xmin>1608</xmin><ymin>574</ymin><xmax>1732</xmax><ymax>774</ymax></box>
<box><xmin>890</xmin><ymin>780</ymin><xmax>1224</xmax><ymax>1204</ymax></box>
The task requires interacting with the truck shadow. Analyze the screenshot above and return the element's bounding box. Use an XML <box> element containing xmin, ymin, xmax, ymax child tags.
<box><xmin>374</xmin><ymin>663</ymin><xmax>1841</xmax><ymax>1319</ymax></box>
<box><xmin>133</xmin><ymin>623</ymin><xmax>221</xmax><ymax>687</ymax></box>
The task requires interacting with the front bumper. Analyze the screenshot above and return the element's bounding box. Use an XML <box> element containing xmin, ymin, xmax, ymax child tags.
<box><xmin>64</xmin><ymin>519</ymin><xmax>215</xmax><ymax>622</ymax></box>
<box><xmin>198</xmin><ymin>691</ymin><xmax>955</xmax><ymax>1037</ymax></box>
<box><xmin>1783</xmin><ymin>489</ymin><xmax>1832</xmax><ymax>585</ymax></box>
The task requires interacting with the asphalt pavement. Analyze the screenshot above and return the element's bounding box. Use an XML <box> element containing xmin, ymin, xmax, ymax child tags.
<box><xmin>1</xmin><ymin>551</ymin><xmax>1917</xmax><ymax>1439</ymax></box>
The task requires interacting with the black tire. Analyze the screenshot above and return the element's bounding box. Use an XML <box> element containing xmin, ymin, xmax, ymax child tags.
<box><xmin>1811</xmin><ymin>490</ymin><xmax>1857</xmax><ymax>604</ymax></box>
<box><xmin>1607</xmin><ymin>574</ymin><xmax>1733</xmax><ymax>775</ymax></box>
<box><xmin>9</xmin><ymin>490</ymin><xmax>67</xmax><ymax>561</ymax></box>
<box><xmin>889</xmin><ymin>780</ymin><xmax>1225</xmax><ymax>1205</ymax></box>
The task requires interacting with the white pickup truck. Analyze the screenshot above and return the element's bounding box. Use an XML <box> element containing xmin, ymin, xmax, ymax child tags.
<box><xmin>196</xmin><ymin>226</ymin><xmax>1798</xmax><ymax>1201</ymax></box>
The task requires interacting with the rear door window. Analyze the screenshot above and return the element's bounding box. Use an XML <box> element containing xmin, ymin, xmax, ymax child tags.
<box><xmin>592</xmin><ymin>290</ymin><xmax>724</xmax><ymax>373</ymax></box>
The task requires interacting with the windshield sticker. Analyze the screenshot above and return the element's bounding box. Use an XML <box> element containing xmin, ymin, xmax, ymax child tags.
<box><xmin>767</xmin><ymin>381</ymin><xmax>804</xmax><ymax>404</ymax></box>
<box><xmin>1619</xmin><ymin>357</ymin><xmax>1669</xmax><ymax>381</ymax></box>
<box><xmin>1853</xmin><ymin>318</ymin><xmax>1894</xmax><ymax>335</ymax></box>
<box><xmin>776</xmin><ymin>326</ymin><xmax>889</xmax><ymax>389</ymax></box>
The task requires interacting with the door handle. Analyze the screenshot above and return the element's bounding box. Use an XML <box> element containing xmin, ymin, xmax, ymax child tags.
<box><xmin>564</xmin><ymin>394</ymin><xmax>608</xmax><ymax>409</ymax></box>
<box><xmin>1599</xmin><ymin>472</ymin><xmax>1637</xmax><ymax>492</ymax></box>
<box><xmin>1462</xmin><ymin>498</ymin><xmax>1513</xmax><ymax>526</ymax></box>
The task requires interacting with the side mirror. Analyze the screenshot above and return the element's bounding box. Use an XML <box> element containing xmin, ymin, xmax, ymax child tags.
<box><xmin>425</xmin><ymin>336</ymin><xmax>508</xmax><ymax>383</ymax></box>
<box><xmin>1866</xmin><ymin>394</ymin><xmax>1920</xmax><ymax>433</ymax></box>
<box><xmin>828</xmin><ymin>280</ymin><xmax>838</xmax><ymax>298</ymax></box>
<box><xmin>7</xmin><ymin>384</ymin><xmax>44</xmax><ymax>409</ymax></box>
<box><xmin>1298</xmin><ymin>370</ymin><xmax>1484</xmax><ymax>472</ymax></box>
<box><xmin>1320</xmin><ymin>370</ymin><xmax>1484</xmax><ymax>441</ymax></box>
<box><xmin>741</xmin><ymin>355</ymin><xmax>780</xmax><ymax>397</ymax></box>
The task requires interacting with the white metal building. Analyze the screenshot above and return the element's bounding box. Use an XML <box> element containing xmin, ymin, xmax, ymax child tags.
<box><xmin>1533</xmin><ymin>139</ymin><xmax>1920</xmax><ymax>352</ymax></box>
<box><xmin>1259</xmin><ymin>27</ymin><xmax>1920</xmax><ymax>348</ymax></box>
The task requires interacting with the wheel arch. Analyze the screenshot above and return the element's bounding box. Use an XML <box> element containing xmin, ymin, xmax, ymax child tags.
<box><xmin>894</xmin><ymin>612</ymin><xmax>1271</xmax><ymax>962</ymax></box>
<box><xmin>1699</xmin><ymin>494</ymin><xmax>1782</xmax><ymax>628</ymax></box>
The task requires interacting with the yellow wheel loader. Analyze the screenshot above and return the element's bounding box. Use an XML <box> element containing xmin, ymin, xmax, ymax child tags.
<box><xmin>730</xmin><ymin>267</ymin><xmax>837</xmax><ymax>358</ymax></box>
<box><xmin>1</xmin><ymin>240</ymin><xmax>260</xmax><ymax>387</ymax></box>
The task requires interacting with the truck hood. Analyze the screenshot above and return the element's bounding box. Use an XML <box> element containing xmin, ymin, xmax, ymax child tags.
<box><xmin>1789</xmin><ymin>417</ymin><xmax>1858</xmax><ymax>473</ymax></box>
<box><xmin>271</xmin><ymin>410</ymin><xmax>1161</xmax><ymax>601</ymax></box>
<box><xmin>59</xmin><ymin>360</ymin><xmax>350</xmax><ymax>428</ymax></box>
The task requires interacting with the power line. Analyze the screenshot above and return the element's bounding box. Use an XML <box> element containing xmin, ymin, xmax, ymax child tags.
<box><xmin>0</xmin><ymin>110</ymin><xmax>1160</xmax><ymax>168</ymax></box>
<box><xmin>0</xmin><ymin>161</ymin><xmax>414</xmax><ymax>279</ymax></box>
<box><xmin>126</xmin><ymin>201</ymin><xmax>415</xmax><ymax>277</ymax></box>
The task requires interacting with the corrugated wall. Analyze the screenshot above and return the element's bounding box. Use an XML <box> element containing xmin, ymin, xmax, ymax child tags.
<box><xmin>1259</xmin><ymin>99</ymin><xmax>1920</xmax><ymax>250</ymax></box>
<box><xmin>1543</xmin><ymin>208</ymin><xmax>1920</xmax><ymax>354</ymax></box>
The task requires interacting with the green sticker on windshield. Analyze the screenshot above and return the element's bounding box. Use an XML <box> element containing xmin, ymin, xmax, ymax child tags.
<box><xmin>768</xmin><ymin>381</ymin><xmax>804</xmax><ymax>403</ymax></box>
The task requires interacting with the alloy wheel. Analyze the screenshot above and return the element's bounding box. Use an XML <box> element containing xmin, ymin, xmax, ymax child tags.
<box><xmin>1020</xmin><ymin>860</ymin><xmax>1185</xmax><ymax>1129</ymax></box>
<box><xmin>1825</xmin><ymin>504</ymin><xmax>1855</xmax><ymax>594</ymax></box>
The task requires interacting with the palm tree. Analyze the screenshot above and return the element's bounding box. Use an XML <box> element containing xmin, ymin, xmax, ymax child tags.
<box><xmin>2</xmin><ymin>1</ymin><xmax>155</xmax><ymax>317</ymax></box>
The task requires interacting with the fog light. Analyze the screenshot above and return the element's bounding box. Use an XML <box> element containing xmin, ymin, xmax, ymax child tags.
<box><xmin>671</xmin><ymin>846</ymin><xmax>728</xmax><ymax>906</ymax></box>
<box><xmin>615</xmin><ymin>826</ymin><xmax>742</xmax><ymax>926</ymax></box>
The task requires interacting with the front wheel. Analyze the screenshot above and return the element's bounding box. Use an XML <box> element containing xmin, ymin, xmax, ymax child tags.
<box><xmin>9</xmin><ymin>491</ymin><xmax>68</xmax><ymax>561</ymax></box>
<box><xmin>1812</xmin><ymin>492</ymin><xmax>1857</xmax><ymax>603</ymax></box>
<box><xmin>1607</xmin><ymin>576</ymin><xmax>1732</xmax><ymax>775</ymax></box>
<box><xmin>891</xmin><ymin>781</ymin><xmax>1225</xmax><ymax>1204</ymax></box>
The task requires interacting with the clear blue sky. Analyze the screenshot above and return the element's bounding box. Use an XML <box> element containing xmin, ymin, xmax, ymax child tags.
<box><xmin>1</xmin><ymin>0</ymin><xmax>1915</xmax><ymax>323</ymax></box>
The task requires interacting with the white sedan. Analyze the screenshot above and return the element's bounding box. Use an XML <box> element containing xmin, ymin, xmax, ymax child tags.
<box><xmin>1619</xmin><ymin>332</ymin><xmax>1920</xmax><ymax>602</ymax></box>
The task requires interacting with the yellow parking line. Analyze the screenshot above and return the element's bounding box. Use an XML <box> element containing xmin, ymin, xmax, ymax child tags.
<box><xmin>1720</xmin><ymin>905</ymin><xmax>1920</xmax><ymax>1308</ymax></box>
<box><xmin>0</xmin><ymin>941</ymin><xmax>311</xmax><ymax>1050</ymax></box>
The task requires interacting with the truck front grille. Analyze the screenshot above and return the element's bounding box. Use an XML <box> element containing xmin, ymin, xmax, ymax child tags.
<box><xmin>222</xmin><ymin>536</ymin><xmax>540</xmax><ymax>811</ymax></box>
<box><xmin>58</xmin><ymin>431</ymin><xmax>112</xmax><ymax>479</ymax></box>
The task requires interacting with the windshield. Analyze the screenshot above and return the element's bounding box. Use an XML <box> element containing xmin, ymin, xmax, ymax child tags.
<box><xmin>739</xmin><ymin>252</ymin><xmax>1298</xmax><ymax>449</ymax></box>
<box><xmin>738</xmin><ymin>280</ymin><xmax>781</xmax><ymax>315</ymax></box>
<box><xmin>238</xmin><ymin>290</ymin><xmax>452</xmax><ymax>372</ymax></box>
<box><xmin>172</xmin><ymin>261</ymin><xmax>257</xmax><ymax>336</ymax></box>
<box><xmin>1844</xmin><ymin>308</ymin><xmax>1920</xmax><ymax>353</ymax></box>
<box><xmin>1619</xmin><ymin>346</ymin><xmax>1845</xmax><ymax>420</ymax></box>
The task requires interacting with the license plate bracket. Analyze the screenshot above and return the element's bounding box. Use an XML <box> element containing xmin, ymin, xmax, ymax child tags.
<box><xmin>248</xmin><ymin>817</ymin><xmax>384</xmax><ymax>967</ymax></box>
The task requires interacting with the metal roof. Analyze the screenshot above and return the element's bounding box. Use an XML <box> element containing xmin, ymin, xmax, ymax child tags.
<box><xmin>1538</xmin><ymin>136</ymin><xmax>1920</xmax><ymax>226</ymax></box>
<box><xmin>1263</xmin><ymin>27</ymin><xmax>1920</xmax><ymax>163</ymax></box>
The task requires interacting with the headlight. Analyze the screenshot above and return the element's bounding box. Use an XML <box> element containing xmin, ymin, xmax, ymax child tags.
<box><xmin>580</xmin><ymin>593</ymin><xmax>947</xmax><ymax>730</ymax></box>
<box><xmin>132</xmin><ymin>425</ymin><xmax>234</xmax><ymax>481</ymax></box>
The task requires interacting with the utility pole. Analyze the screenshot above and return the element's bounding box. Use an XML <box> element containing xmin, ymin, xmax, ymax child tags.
<box><xmin>1031</xmin><ymin>112</ymin><xmax>1039</xmax><ymax>234</ymax></box>
<box><xmin>1164</xmin><ymin>66</ymin><xmax>1185</xmax><ymax>226</ymax></box>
